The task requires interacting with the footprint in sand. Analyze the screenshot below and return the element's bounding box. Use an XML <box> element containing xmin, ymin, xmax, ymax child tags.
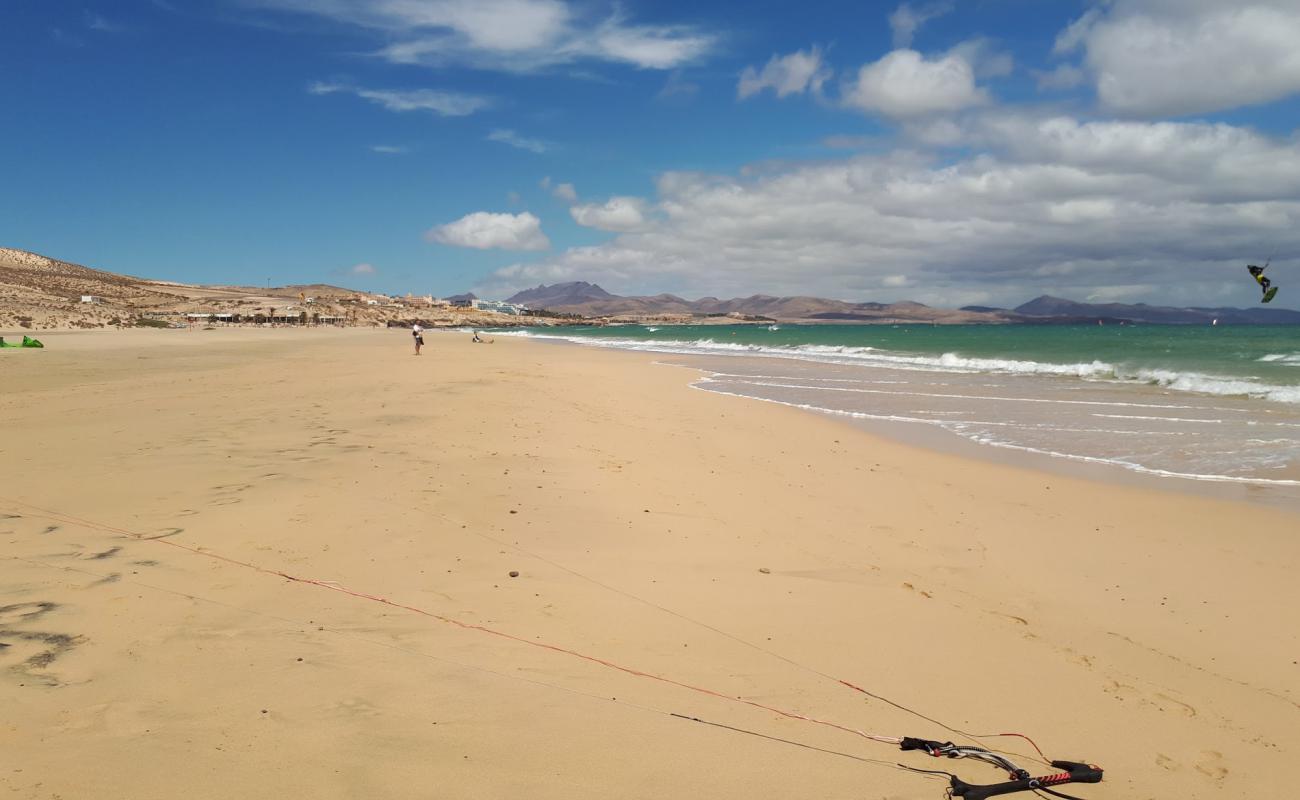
<box><xmin>211</xmin><ymin>483</ymin><xmax>254</xmax><ymax>493</ymax></box>
<box><xmin>86</xmin><ymin>546</ymin><xmax>122</xmax><ymax>560</ymax></box>
<box><xmin>0</xmin><ymin>602</ymin><xmax>85</xmax><ymax>686</ymax></box>
<box><xmin>139</xmin><ymin>527</ymin><xmax>184</xmax><ymax>540</ymax></box>
<box><xmin>1155</xmin><ymin>753</ymin><xmax>1178</xmax><ymax>771</ymax></box>
<box><xmin>0</xmin><ymin>602</ymin><xmax>58</xmax><ymax>626</ymax></box>
<box><xmin>0</xmin><ymin>630</ymin><xmax>86</xmax><ymax>684</ymax></box>
<box><xmin>1194</xmin><ymin>751</ymin><xmax>1228</xmax><ymax>781</ymax></box>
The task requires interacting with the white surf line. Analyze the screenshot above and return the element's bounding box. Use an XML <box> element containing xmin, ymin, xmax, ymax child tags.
<box><xmin>700</xmin><ymin>377</ymin><xmax>1225</xmax><ymax>412</ymax></box>
<box><xmin>689</xmin><ymin>382</ymin><xmax>1299</xmax><ymax>487</ymax></box>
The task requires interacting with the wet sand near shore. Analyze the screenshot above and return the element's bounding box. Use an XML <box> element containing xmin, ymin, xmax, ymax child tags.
<box><xmin>2</xmin><ymin>328</ymin><xmax>1297</xmax><ymax>799</ymax></box>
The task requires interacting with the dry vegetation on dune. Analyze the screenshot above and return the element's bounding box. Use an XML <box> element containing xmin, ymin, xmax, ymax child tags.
<box><xmin>0</xmin><ymin>247</ymin><xmax>544</xmax><ymax>331</ymax></box>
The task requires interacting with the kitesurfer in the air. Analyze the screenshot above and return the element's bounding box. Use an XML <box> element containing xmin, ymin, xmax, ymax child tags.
<box><xmin>1247</xmin><ymin>263</ymin><xmax>1278</xmax><ymax>303</ymax></box>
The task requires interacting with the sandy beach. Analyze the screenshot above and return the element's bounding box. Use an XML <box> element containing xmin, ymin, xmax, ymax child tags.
<box><xmin>2</xmin><ymin>327</ymin><xmax>1297</xmax><ymax>799</ymax></box>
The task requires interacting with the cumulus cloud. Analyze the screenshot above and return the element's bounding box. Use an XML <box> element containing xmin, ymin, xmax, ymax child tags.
<box><xmin>738</xmin><ymin>46</ymin><xmax>832</xmax><ymax>99</ymax></box>
<box><xmin>309</xmin><ymin>82</ymin><xmax>490</xmax><ymax>116</ymax></box>
<box><xmin>569</xmin><ymin>196</ymin><xmax>649</xmax><ymax>231</ymax></box>
<box><xmin>475</xmin><ymin>115</ymin><xmax>1300</xmax><ymax>307</ymax></box>
<box><xmin>552</xmin><ymin>182</ymin><xmax>578</xmax><ymax>202</ymax></box>
<box><xmin>487</xmin><ymin>129</ymin><xmax>550</xmax><ymax>153</ymax></box>
<box><xmin>250</xmin><ymin>0</ymin><xmax>715</xmax><ymax>73</ymax></box>
<box><xmin>842</xmin><ymin>50</ymin><xmax>986</xmax><ymax>117</ymax></box>
<box><xmin>426</xmin><ymin>211</ymin><xmax>550</xmax><ymax>251</ymax></box>
<box><xmin>349</xmin><ymin>263</ymin><xmax>376</xmax><ymax>275</ymax></box>
<box><xmin>1056</xmin><ymin>1</ymin><xmax>1300</xmax><ymax>115</ymax></box>
<box><xmin>889</xmin><ymin>1</ymin><xmax>953</xmax><ymax>48</ymax></box>
<box><xmin>945</xmin><ymin>38</ymin><xmax>1013</xmax><ymax>79</ymax></box>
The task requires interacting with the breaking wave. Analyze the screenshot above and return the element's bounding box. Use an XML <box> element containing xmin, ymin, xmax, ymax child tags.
<box><xmin>507</xmin><ymin>331</ymin><xmax>1300</xmax><ymax>405</ymax></box>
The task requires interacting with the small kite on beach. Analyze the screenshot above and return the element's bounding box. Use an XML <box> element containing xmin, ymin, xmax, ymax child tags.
<box><xmin>0</xmin><ymin>335</ymin><xmax>43</xmax><ymax>348</ymax></box>
<box><xmin>1247</xmin><ymin>261</ymin><xmax>1279</xmax><ymax>303</ymax></box>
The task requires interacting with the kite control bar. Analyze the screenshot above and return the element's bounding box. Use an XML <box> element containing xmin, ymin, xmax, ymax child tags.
<box><xmin>900</xmin><ymin>737</ymin><xmax>1103</xmax><ymax>799</ymax></box>
<box><xmin>949</xmin><ymin>761</ymin><xmax>1104</xmax><ymax>800</ymax></box>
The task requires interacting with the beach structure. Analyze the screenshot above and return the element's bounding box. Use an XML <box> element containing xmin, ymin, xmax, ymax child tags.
<box><xmin>476</xmin><ymin>300</ymin><xmax>528</xmax><ymax>315</ymax></box>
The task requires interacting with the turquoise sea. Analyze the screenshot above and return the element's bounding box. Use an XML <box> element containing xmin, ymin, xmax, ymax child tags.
<box><xmin>506</xmin><ymin>324</ymin><xmax>1300</xmax><ymax>488</ymax></box>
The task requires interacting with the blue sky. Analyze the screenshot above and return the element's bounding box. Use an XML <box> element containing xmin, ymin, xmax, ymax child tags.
<box><xmin>3</xmin><ymin>0</ymin><xmax>1300</xmax><ymax>308</ymax></box>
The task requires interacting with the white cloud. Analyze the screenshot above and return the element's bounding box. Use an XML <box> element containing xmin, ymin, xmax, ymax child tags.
<box><xmin>738</xmin><ymin>46</ymin><xmax>832</xmax><ymax>99</ymax></box>
<box><xmin>250</xmin><ymin>0</ymin><xmax>715</xmax><ymax>72</ymax></box>
<box><xmin>426</xmin><ymin>211</ymin><xmax>550</xmax><ymax>251</ymax></box>
<box><xmin>370</xmin><ymin>145</ymin><xmax>409</xmax><ymax>154</ymax></box>
<box><xmin>487</xmin><ymin>129</ymin><xmax>550</xmax><ymax>153</ymax></box>
<box><xmin>539</xmin><ymin>176</ymin><xmax>552</xmax><ymax>190</ymax></box>
<box><xmin>349</xmin><ymin>263</ymin><xmax>377</xmax><ymax>275</ymax></box>
<box><xmin>552</xmin><ymin>182</ymin><xmax>578</xmax><ymax>202</ymax></box>
<box><xmin>569</xmin><ymin>196</ymin><xmax>649</xmax><ymax>231</ymax></box>
<box><xmin>587</xmin><ymin>15</ymin><xmax>714</xmax><ymax>70</ymax></box>
<box><xmin>1035</xmin><ymin>64</ymin><xmax>1085</xmax><ymax>91</ymax></box>
<box><xmin>309</xmin><ymin>82</ymin><xmax>490</xmax><ymax>116</ymax></box>
<box><xmin>507</xmin><ymin>190</ymin><xmax>522</xmax><ymax>204</ymax></box>
<box><xmin>945</xmin><ymin>38</ymin><xmax>1013</xmax><ymax>79</ymax></box>
<box><xmin>842</xmin><ymin>50</ymin><xmax>986</xmax><ymax>118</ymax></box>
<box><xmin>889</xmin><ymin>1</ymin><xmax>953</xmax><ymax>48</ymax></box>
<box><xmin>1056</xmin><ymin>1</ymin><xmax>1300</xmax><ymax>115</ymax></box>
<box><xmin>474</xmin><ymin>115</ymin><xmax>1300</xmax><ymax>308</ymax></box>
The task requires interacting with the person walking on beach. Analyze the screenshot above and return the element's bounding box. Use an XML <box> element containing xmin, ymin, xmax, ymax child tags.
<box><xmin>412</xmin><ymin>322</ymin><xmax>424</xmax><ymax>355</ymax></box>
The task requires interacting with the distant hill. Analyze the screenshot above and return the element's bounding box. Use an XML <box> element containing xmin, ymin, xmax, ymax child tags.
<box><xmin>1014</xmin><ymin>295</ymin><xmax>1300</xmax><ymax>325</ymax></box>
<box><xmin>0</xmin><ymin>247</ymin><xmax>553</xmax><ymax>330</ymax></box>
<box><xmin>1</xmin><ymin>247</ymin><xmax>178</xmax><ymax>305</ymax></box>
<box><xmin>507</xmin><ymin>281</ymin><xmax>613</xmax><ymax>307</ymax></box>
<box><xmin>500</xmin><ymin>282</ymin><xmax>1299</xmax><ymax>325</ymax></box>
<box><xmin>502</xmin><ymin>282</ymin><xmax>1008</xmax><ymax>323</ymax></box>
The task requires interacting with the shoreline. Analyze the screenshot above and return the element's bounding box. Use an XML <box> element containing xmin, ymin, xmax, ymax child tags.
<box><xmin>3</xmin><ymin>328</ymin><xmax>1297</xmax><ymax>799</ymax></box>
<box><xmin>519</xmin><ymin>332</ymin><xmax>1300</xmax><ymax>510</ymax></box>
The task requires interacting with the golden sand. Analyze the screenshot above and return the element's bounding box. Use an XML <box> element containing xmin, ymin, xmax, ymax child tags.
<box><xmin>2</xmin><ymin>328</ymin><xmax>1296</xmax><ymax>798</ymax></box>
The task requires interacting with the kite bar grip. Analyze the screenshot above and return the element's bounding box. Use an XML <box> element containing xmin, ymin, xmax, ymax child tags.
<box><xmin>950</xmin><ymin>761</ymin><xmax>1103</xmax><ymax>800</ymax></box>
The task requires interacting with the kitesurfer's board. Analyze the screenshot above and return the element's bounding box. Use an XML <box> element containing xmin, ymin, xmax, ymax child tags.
<box><xmin>1263</xmin><ymin>286</ymin><xmax>1279</xmax><ymax>303</ymax></box>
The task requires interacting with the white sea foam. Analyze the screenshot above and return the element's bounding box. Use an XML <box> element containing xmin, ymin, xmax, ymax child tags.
<box><xmin>702</xmin><ymin>377</ymin><xmax>1210</xmax><ymax>410</ymax></box>
<box><xmin>510</xmin><ymin>330</ymin><xmax>1300</xmax><ymax>405</ymax></box>
<box><xmin>1258</xmin><ymin>353</ymin><xmax>1300</xmax><ymax>364</ymax></box>
<box><xmin>691</xmin><ymin>382</ymin><xmax>1299</xmax><ymax>486</ymax></box>
<box><xmin>1130</xmin><ymin>369</ymin><xmax>1300</xmax><ymax>404</ymax></box>
<box><xmin>1091</xmin><ymin>413</ymin><xmax>1225</xmax><ymax>424</ymax></box>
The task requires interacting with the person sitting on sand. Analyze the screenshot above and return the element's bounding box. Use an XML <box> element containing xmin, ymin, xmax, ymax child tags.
<box><xmin>471</xmin><ymin>331</ymin><xmax>494</xmax><ymax>344</ymax></box>
<box><xmin>412</xmin><ymin>323</ymin><xmax>424</xmax><ymax>355</ymax></box>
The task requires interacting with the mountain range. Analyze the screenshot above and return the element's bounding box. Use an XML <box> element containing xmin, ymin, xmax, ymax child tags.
<box><xmin>505</xmin><ymin>282</ymin><xmax>1300</xmax><ymax>324</ymax></box>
